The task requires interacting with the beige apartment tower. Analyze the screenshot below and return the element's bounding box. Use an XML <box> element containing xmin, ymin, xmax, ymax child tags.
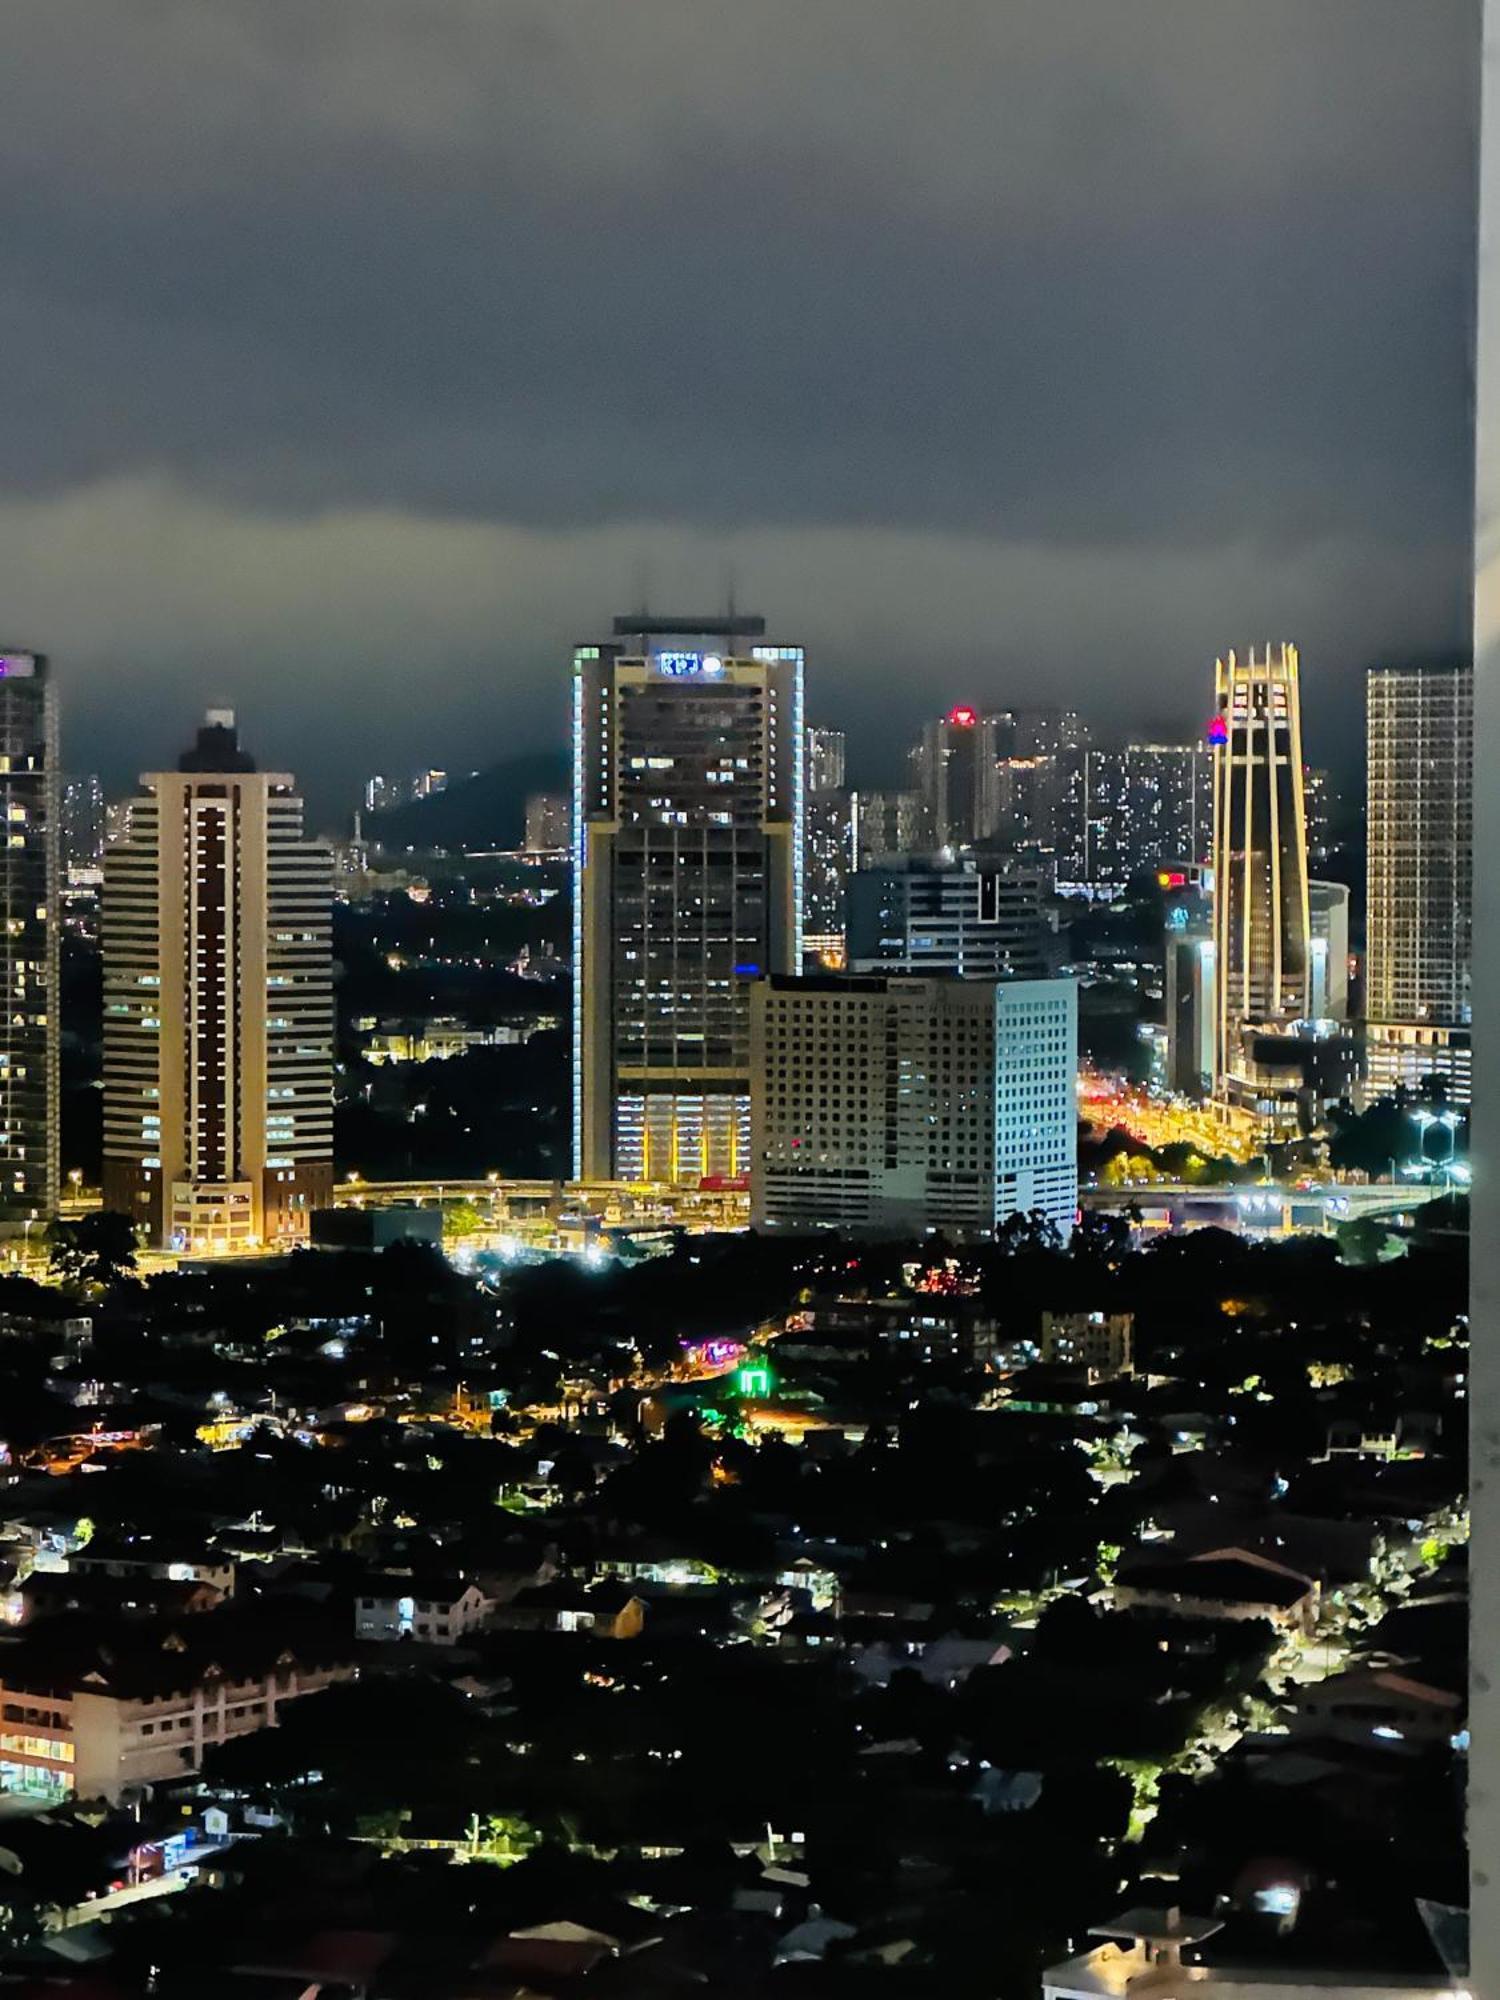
<box><xmin>102</xmin><ymin>712</ymin><xmax>334</xmax><ymax>1252</ymax></box>
<box><xmin>1210</xmin><ymin>644</ymin><xmax>1312</xmax><ymax>1106</ymax></box>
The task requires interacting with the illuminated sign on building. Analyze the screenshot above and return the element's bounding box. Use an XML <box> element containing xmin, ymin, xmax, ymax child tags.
<box><xmin>655</xmin><ymin>652</ymin><xmax>726</xmax><ymax>678</ymax></box>
<box><xmin>948</xmin><ymin>704</ymin><xmax>978</xmax><ymax>728</ymax></box>
<box><xmin>1206</xmin><ymin>715</ymin><xmax>1229</xmax><ymax>745</ymax></box>
<box><xmin>0</xmin><ymin>656</ymin><xmax>38</xmax><ymax>679</ymax></box>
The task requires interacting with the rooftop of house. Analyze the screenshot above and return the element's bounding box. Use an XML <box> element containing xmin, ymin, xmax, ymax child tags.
<box><xmin>0</xmin><ymin>1605</ymin><xmax>354</xmax><ymax>1702</ymax></box>
<box><xmin>1116</xmin><ymin>1557</ymin><xmax>1314</xmax><ymax>1611</ymax></box>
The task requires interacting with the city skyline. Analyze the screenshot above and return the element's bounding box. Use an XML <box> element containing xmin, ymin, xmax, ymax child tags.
<box><xmin>0</xmin><ymin>2</ymin><xmax>1474</xmax><ymax>810</ymax></box>
<box><xmin>0</xmin><ymin>8</ymin><xmax>1474</xmax><ymax>1992</ymax></box>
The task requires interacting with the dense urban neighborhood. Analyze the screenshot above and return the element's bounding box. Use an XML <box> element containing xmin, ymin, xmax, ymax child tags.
<box><xmin>0</xmin><ymin>1213</ymin><xmax>1466</xmax><ymax>1994</ymax></box>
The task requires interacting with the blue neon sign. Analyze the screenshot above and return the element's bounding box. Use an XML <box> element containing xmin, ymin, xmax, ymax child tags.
<box><xmin>655</xmin><ymin>651</ymin><xmax>725</xmax><ymax>678</ymax></box>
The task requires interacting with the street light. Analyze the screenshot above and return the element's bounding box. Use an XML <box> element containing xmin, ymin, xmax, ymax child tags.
<box><xmin>1414</xmin><ymin>1109</ymin><xmax>1461</xmax><ymax>1189</ymax></box>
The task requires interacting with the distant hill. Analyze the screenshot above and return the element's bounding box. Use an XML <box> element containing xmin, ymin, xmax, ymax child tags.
<box><xmin>368</xmin><ymin>751</ymin><xmax>568</xmax><ymax>852</ymax></box>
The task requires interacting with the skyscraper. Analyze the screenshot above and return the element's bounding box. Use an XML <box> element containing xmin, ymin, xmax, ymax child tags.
<box><xmin>803</xmin><ymin>727</ymin><xmax>854</xmax><ymax>964</ymax></box>
<box><xmin>750</xmin><ymin>973</ymin><xmax>1077</xmax><ymax>1237</ymax></box>
<box><xmin>1210</xmin><ymin>644</ymin><xmax>1312</xmax><ymax>1104</ymax></box>
<box><xmin>573</xmin><ymin>616</ymin><xmax>803</xmax><ymax>1184</ymax></box>
<box><xmin>909</xmin><ymin>706</ymin><xmax>1001</xmax><ymax>849</ymax></box>
<box><xmin>992</xmin><ymin>708</ymin><xmax>1090</xmax><ymax>876</ymax></box>
<box><xmin>0</xmin><ymin>653</ymin><xmax>59</xmax><ymax>1222</ymax></box>
<box><xmin>60</xmin><ymin>774</ymin><xmax>105</xmax><ymax>876</ymax></box>
<box><xmin>1365</xmin><ymin>663</ymin><xmax>1473</xmax><ymax>1102</ymax></box>
<box><xmin>102</xmin><ymin>711</ymin><xmax>334</xmax><ymax>1252</ymax></box>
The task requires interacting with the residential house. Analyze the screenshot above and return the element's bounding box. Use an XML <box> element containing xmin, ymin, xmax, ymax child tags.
<box><xmin>492</xmin><ymin>1580</ymin><xmax>646</xmax><ymax>1639</ymax></box>
<box><xmin>1113</xmin><ymin>1551</ymin><xmax>1320</xmax><ymax>1633</ymax></box>
<box><xmin>353</xmin><ymin>1576</ymin><xmax>492</xmax><ymax>1645</ymax></box>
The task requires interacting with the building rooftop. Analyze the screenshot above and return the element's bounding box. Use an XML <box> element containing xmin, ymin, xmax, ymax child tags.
<box><xmin>611</xmin><ymin>612</ymin><xmax>766</xmax><ymax>640</ymax></box>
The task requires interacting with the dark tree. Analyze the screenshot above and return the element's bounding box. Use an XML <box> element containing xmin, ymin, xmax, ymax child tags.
<box><xmin>45</xmin><ymin>1210</ymin><xmax>138</xmax><ymax>1290</ymax></box>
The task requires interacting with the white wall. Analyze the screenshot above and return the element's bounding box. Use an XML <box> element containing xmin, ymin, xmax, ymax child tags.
<box><xmin>1474</xmin><ymin>2</ymin><xmax>1499</xmax><ymax>1984</ymax></box>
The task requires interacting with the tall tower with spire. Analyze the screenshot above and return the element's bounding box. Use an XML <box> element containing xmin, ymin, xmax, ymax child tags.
<box><xmin>1210</xmin><ymin>644</ymin><xmax>1312</xmax><ymax>1103</ymax></box>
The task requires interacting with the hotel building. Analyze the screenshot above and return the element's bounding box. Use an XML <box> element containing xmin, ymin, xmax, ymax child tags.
<box><xmin>750</xmin><ymin>973</ymin><xmax>1076</xmax><ymax>1238</ymax></box>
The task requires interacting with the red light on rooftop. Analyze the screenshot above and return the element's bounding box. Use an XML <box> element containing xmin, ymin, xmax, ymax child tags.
<box><xmin>948</xmin><ymin>705</ymin><xmax>978</xmax><ymax>728</ymax></box>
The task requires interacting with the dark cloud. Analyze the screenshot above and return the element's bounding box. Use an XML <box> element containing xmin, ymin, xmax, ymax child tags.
<box><xmin>0</xmin><ymin>0</ymin><xmax>1477</xmax><ymax>808</ymax></box>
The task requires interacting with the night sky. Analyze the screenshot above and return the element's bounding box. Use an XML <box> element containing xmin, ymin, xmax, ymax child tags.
<box><xmin>0</xmin><ymin>1</ymin><xmax>1478</xmax><ymax>816</ymax></box>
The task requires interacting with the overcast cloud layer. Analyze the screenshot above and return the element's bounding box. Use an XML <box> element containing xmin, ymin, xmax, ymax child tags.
<box><xmin>0</xmin><ymin>0</ymin><xmax>1477</xmax><ymax>810</ymax></box>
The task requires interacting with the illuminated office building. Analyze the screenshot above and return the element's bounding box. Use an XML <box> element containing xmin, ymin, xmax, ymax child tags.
<box><xmin>1365</xmin><ymin>662</ymin><xmax>1472</xmax><ymax>1103</ymax></box>
<box><xmin>573</xmin><ymin>616</ymin><xmax>803</xmax><ymax>1184</ymax></box>
<box><xmin>846</xmin><ymin>852</ymin><xmax>1051</xmax><ymax>980</ymax></box>
<box><xmin>0</xmin><ymin>652</ymin><xmax>59</xmax><ymax>1222</ymax></box>
<box><xmin>1209</xmin><ymin>644</ymin><xmax>1312</xmax><ymax>1116</ymax></box>
<box><xmin>102</xmin><ymin>711</ymin><xmax>334</xmax><ymax>1251</ymax></box>
<box><xmin>751</xmin><ymin>973</ymin><xmax>1077</xmax><ymax>1238</ymax></box>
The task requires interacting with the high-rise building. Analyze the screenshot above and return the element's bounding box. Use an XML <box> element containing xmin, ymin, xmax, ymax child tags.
<box><xmin>1308</xmin><ymin>879</ymin><xmax>1351</xmax><ymax>1023</ymax></box>
<box><xmin>992</xmin><ymin>708</ymin><xmax>1090</xmax><ymax>878</ymax></box>
<box><xmin>807</xmin><ymin>726</ymin><xmax>845</xmax><ymax>794</ymax></box>
<box><xmin>573</xmin><ymin>616</ymin><xmax>803</xmax><ymax>1184</ymax></box>
<box><xmin>0</xmin><ymin>652</ymin><xmax>59</xmax><ymax>1222</ymax></box>
<box><xmin>1082</xmin><ymin>743</ymin><xmax>1213</xmax><ymax>888</ymax></box>
<box><xmin>750</xmin><ymin>973</ymin><xmax>1077</xmax><ymax>1238</ymax></box>
<box><xmin>1210</xmin><ymin>644</ymin><xmax>1312</xmax><ymax>1110</ymax></box>
<box><xmin>803</xmin><ymin>728</ymin><xmax>854</xmax><ymax>965</ymax></box>
<box><xmin>1303</xmin><ymin>765</ymin><xmax>1336</xmax><ymax>866</ymax></box>
<box><xmin>102</xmin><ymin>711</ymin><xmax>335</xmax><ymax>1252</ymax></box>
<box><xmin>1161</xmin><ymin>868</ymin><xmax>1216</xmax><ymax>1100</ymax></box>
<box><xmin>362</xmin><ymin>775</ymin><xmax>399</xmax><ymax>816</ymax></box>
<box><xmin>910</xmin><ymin>707</ymin><xmax>1004</xmax><ymax>849</ymax></box>
<box><xmin>1365</xmin><ymin>663</ymin><xmax>1473</xmax><ymax>1102</ymax></box>
<box><xmin>852</xmin><ymin>788</ymin><xmax>923</xmax><ymax>869</ymax></box>
<box><xmin>60</xmin><ymin>774</ymin><xmax>104</xmax><ymax>875</ymax></box>
<box><xmin>846</xmin><ymin>853</ymin><xmax>1051</xmax><ymax>980</ymax></box>
<box><xmin>523</xmin><ymin>791</ymin><xmax>570</xmax><ymax>854</ymax></box>
<box><xmin>1165</xmin><ymin>931</ymin><xmax>1216</xmax><ymax>1099</ymax></box>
